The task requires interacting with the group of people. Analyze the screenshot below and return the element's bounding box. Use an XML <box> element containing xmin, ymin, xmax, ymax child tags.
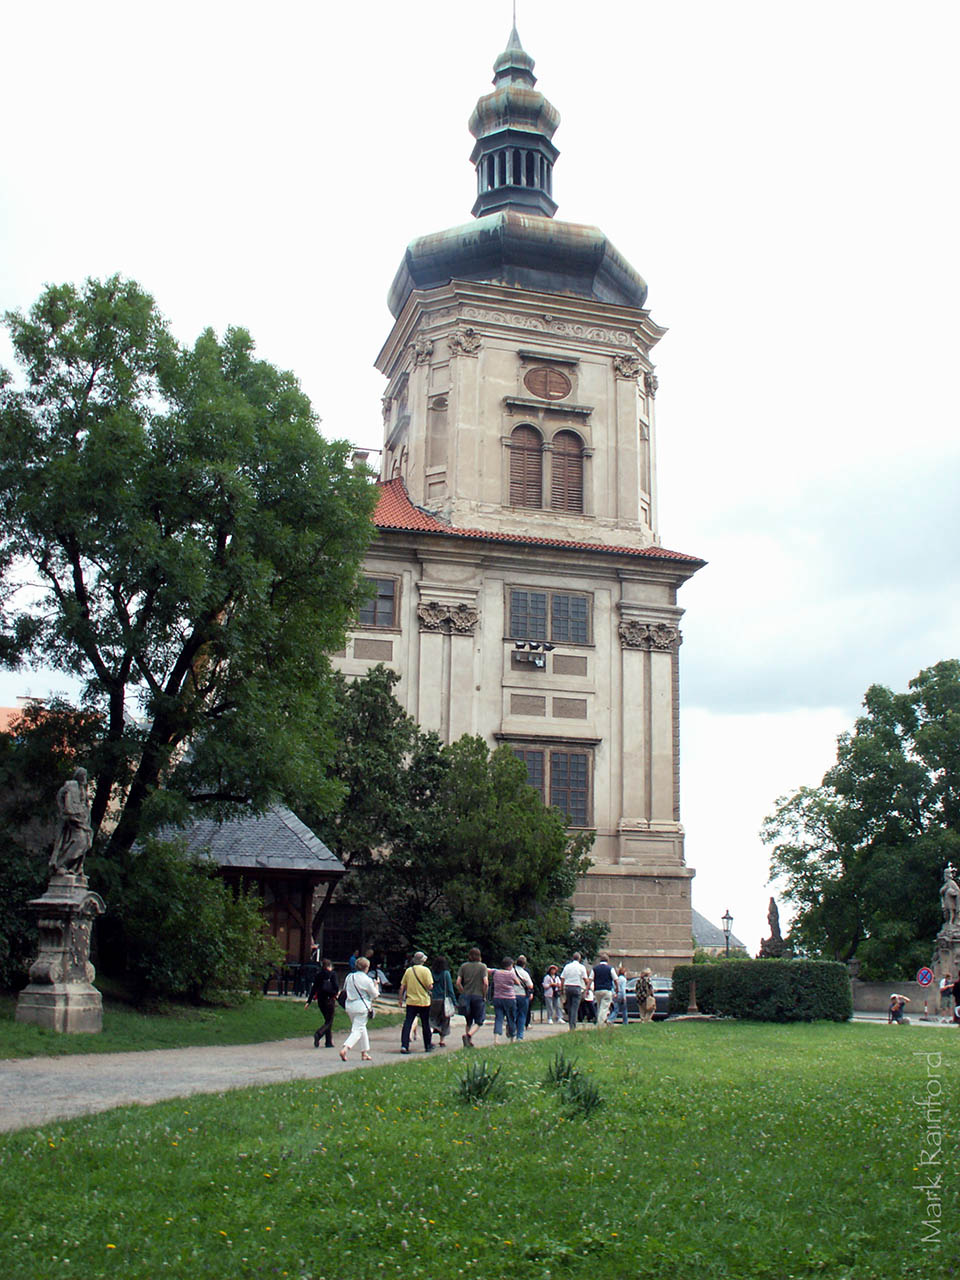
<box><xmin>306</xmin><ymin>947</ymin><xmax>659</xmax><ymax>1058</ymax></box>
<box><xmin>887</xmin><ymin>972</ymin><xmax>960</xmax><ymax>1025</ymax></box>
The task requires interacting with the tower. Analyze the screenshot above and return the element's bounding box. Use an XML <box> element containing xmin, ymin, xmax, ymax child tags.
<box><xmin>337</xmin><ymin>27</ymin><xmax>704</xmax><ymax>972</ymax></box>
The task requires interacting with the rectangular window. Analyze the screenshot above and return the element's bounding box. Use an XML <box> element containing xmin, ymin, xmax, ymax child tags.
<box><xmin>509</xmin><ymin>589</ymin><xmax>591</xmax><ymax>644</ymax></box>
<box><xmin>509</xmin><ymin>589</ymin><xmax>548</xmax><ymax>642</ymax></box>
<box><xmin>551</xmin><ymin>593</ymin><xmax>589</xmax><ymax>644</ymax></box>
<box><xmin>357</xmin><ymin>577</ymin><xmax>398</xmax><ymax>628</ymax></box>
<box><xmin>512</xmin><ymin>745</ymin><xmax>592</xmax><ymax>826</ymax></box>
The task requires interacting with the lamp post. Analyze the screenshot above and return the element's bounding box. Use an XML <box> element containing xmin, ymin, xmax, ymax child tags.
<box><xmin>721</xmin><ymin>909</ymin><xmax>733</xmax><ymax>959</ymax></box>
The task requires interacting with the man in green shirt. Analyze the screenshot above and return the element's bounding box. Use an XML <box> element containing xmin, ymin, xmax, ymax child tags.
<box><xmin>456</xmin><ymin>947</ymin><xmax>489</xmax><ymax>1047</ymax></box>
<box><xmin>400</xmin><ymin>951</ymin><xmax>434</xmax><ymax>1053</ymax></box>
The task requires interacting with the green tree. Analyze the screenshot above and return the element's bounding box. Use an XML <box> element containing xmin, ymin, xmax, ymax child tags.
<box><xmin>313</xmin><ymin>669</ymin><xmax>603</xmax><ymax>964</ymax></box>
<box><xmin>0</xmin><ymin>275</ymin><xmax>377</xmax><ymax>860</ymax></box>
<box><xmin>762</xmin><ymin>660</ymin><xmax>960</xmax><ymax>979</ymax></box>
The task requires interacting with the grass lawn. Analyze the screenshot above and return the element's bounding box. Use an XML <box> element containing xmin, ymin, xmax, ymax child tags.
<box><xmin>0</xmin><ymin>1021</ymin><xmax>953</xmax><ymax>1279</ymax></box>
<box><xmin>0</xmin><ymin>994</ymin><xmax>367</xmax><ymax>1059</ymax></box>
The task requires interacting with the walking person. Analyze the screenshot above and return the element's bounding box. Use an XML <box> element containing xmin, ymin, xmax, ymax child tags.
<box><xmin>512</xmin><ymin>955</ymin><xmax>534</xmax><ymax>1040</ymax></box>
<box><xmin>939</xmin><ymin>971</ymin><xmax>953</xmax><ymax>1021</ymax></box>
<box><xmin>429</xmin><ymin>954</ymin><xmax>456</xmax><ymax>1048</ymax></box>
<box><xmin>579</xmin><ymin>967</ymin><xmax>597</xmax><ymax>1024</ymax></box>
<box><xmin>592</xmin><ymin>952</ymin><xmax>616</xmax><ymax>1027</ymax></box>
<box><xmin>560</xmin><ymin>952</ymin><xmax>587</xmax><ymax>1029</ymax></box>
<box><xmin>490</xmin><ymin>957</ymin><xmax>518</xmax><ymax>1045</ymax></box>
<box><xmin>456</xmin><ymin>947</ymin><xmax>489</xmax><ymax>1047</ymax></box>
<box><xmin>305</xmin><ymin>957</ymin><xmax>340</xmax><ymax>1048</ymax></box>
<box><xmin>637</xmin><ymin>968</ymin><xmax>656</xmax><ymax>1023</ymax></box>
<box><xmin>339</xmin><ymin>956</ymin><xmax>378</xmax><ymax>1062</ymax></box>
<box><xmin>543</xmin><ymin>964</ymin><xmax>562</xmax><ymax>1024</ymax></box>
<box><xmin>608</xmin><ymin>965</ymin><xmax>629</xmax><ymax>1025</ymax></box>
<box><xmin>399</xmin><ymin>951</ymin><xmax>434</xmax><ymax>1054</ymax></box>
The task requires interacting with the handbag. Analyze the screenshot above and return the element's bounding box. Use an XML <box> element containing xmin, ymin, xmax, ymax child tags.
<box><xmin>343</xmin><ymin>973</ymin><xmax>376</xmax><ymax>1019</ymax></box>
<box><xmin>336</xmin><ymin>987</ymin><xmax>347</xmax><ymax>1008</ymax></box>
<box><xmin>443</xmin><ymin>995</ymin><xmax>457</xmax><ymax>1019</ymax></box>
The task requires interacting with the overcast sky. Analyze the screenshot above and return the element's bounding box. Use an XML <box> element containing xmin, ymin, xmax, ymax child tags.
<box><xmin>2</xmin><ymin>2</ymin><xmax>958</xmax><ymax>953</ymax></box>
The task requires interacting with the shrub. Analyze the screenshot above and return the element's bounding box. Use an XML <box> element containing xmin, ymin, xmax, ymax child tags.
<box><xmin>0</xmin><ymin>845</ymin><xmax>47</xmax><ymax>990</ymax></box>
<box><xmin>95</xmin><ymin>838</ymin><xmax>281</xmax><ymax>1005</ymax></box>
<box><xmin>456</xmin><ymin>1059</ymin><xmax>503</xmax><ymax>1103</ymax></box>
<box><xmin>560</xmin><ymin>1073</ymin><xmax>604</xmax><ymax>1118</ymax></box>
<box><xmin>670</xmin><ymin>959</ymin><xmax>852</xmax><ymax>1022</ymax></box>
<box><xmin>543</xmin><ymin>1048</ymin><xmax>579</xmax><ymax>1088</ymax></box>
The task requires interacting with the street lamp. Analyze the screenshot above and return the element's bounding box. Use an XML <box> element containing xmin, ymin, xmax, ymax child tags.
<box><xmin>721</xmin><ymin>909</ymin><xmax>733</xmax><ymax>959</ymax></box>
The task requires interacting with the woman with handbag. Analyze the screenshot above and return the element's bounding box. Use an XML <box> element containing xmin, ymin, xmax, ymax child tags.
<box><xmin>428</xmin><ymin>955</ymin><xmax>456</xmax><ymax>1048</ymax></box>
<box><xmin>339</xmin><ymin>956</ymin><xmax>378</xmax><ymax>1061</ymax></box>
<box><xmin>637</xmin><ymin>968</ymin><xmax>656</xmax><ymax>1022</ymax></box>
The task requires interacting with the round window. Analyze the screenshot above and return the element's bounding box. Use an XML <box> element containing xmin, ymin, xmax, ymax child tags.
<box><xmin>523</xmin><ymin>366</ymin><xmax>572</xmax><ymax>400</ymax></box>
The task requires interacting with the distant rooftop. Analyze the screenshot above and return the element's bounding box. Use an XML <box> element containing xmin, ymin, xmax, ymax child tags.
<box><xmin>692</xmin><ymin>909</ymin><xmax>747</xmax><ymax>952</ymax></box>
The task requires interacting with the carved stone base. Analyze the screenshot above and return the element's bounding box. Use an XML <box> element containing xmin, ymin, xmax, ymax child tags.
<box><xmin>15</xmin><ymin>873</ymin><xmax>105</xmax><ymax>1035</ymax></box>
<box><xmin>15</xmin><ymin>983</ymin><xmax>103</xmax><ymax>1034</ymax></box>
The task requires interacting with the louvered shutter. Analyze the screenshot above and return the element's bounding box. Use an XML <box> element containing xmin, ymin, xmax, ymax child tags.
<box><xmin>551</xmin><ymin>431</ymin><xmax>584</xmax><ymax>513</ymax></box>
<box><xmin>509</xmin><ymin>425</ymin><xmax>543</xmax><ymax>508</ymax></box>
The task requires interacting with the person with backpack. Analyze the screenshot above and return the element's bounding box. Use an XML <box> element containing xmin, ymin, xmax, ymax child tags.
<box><xmin>305</xmin><ymin>957</ymin><xmax>340</xmax><ymax>1048</ymax></box>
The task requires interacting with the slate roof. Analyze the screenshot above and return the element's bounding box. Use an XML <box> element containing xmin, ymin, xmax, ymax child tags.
<box><xmin>692</xmin><ymin>908</ymin><xmax>747</xmax><ymax>951</ymax></box>
<box><xmin>174</xmin><ymin>805</ymin><xmax>344</xmax><ymax>875</ymax></box>
<box><xmin>373</xmin><ymin>478</ymin><xmax>704</xmax><ymax>565</ymax></box>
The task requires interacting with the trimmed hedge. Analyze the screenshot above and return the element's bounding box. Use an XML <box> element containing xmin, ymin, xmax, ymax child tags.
<box><xmin>670</xmin><ymin>959</ymin><xmax>852</xmax><ymax>1022</ymax></box>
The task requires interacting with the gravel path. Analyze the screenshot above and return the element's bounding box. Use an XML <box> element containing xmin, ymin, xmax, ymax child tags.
<box><xmin>0</xmin><ymin>1017</ymin><xmax>571</xmax><ymax>1134</ymax></box>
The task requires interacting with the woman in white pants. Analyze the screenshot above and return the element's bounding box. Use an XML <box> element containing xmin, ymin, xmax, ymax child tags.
<box><xmin>339</xmin><ymin>956</ymin><xmax>379</xmax><ymax>1061</ymax></box>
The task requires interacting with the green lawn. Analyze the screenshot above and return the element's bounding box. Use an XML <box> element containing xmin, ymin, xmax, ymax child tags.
<box><xmin>0</xmin><ymin>994</ymin><xmax>358</xmax><ymax>1059</ymax></box>
<box><xmin>0</xmin><ymin>1022</ymin><xmax>953</xmax><ymax>1279</ymax></box>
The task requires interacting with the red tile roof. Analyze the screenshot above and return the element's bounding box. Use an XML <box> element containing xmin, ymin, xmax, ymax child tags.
<box><xmin>373</xmin><ymin>478</ymin><xmax>704</xmax><ymax>565</ymax></box>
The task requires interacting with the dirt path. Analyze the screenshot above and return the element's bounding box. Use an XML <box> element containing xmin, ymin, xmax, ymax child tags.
<box><xmin>0</xmin><ymin>1016</ymin><xmax>572</xmax><ymax>1134</ymax></box>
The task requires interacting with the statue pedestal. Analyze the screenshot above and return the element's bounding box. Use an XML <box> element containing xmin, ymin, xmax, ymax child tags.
<box><xmin>931</xmin><ymin>924</ymin><xmax>960</xmax><ymax>1017</ymax></box>
<box><xmin>15</xmin><ymin>874</ymin><xmax>105</xmax><ymax>1034</ymax></box>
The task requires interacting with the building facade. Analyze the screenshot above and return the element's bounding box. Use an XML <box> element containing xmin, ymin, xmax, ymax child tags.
<box><xmin>335</xmin><ymin>27</ymin><xmax>704</xmax><ymax>974</ymax></box>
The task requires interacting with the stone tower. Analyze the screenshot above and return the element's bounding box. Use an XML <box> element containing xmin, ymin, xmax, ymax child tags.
<box><xmin>336</xmin><ymin>26</ymin><xmax>704</xmax><ymax>973</ymax></box>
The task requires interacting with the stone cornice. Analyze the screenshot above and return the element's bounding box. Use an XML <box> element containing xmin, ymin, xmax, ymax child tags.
<box><xmin>503</xmin><ymin>396</ymin><xmax>593</xmax><ymax>418</ymax></box>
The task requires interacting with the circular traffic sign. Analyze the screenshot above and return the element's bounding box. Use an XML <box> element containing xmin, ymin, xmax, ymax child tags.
<box><xmin>917</xmin><ymin>967</ymin><xmax>934</xmax><ymax>987</ymax></box>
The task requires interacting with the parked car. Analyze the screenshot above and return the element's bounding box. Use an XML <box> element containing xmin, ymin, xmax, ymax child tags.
<box><xmin>622</xmin><ymin>976</ymin><xmax>672</xmax><ymax>1021</ymax></box>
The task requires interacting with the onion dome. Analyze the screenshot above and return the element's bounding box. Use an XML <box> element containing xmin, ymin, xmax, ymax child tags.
<box><xmin>468</xmin><ymin>25</ymin><xmax>560</xmax><ymax>219</ymax></box>
<box><xmin>386</xmin><ymin>26</ymin><xmax>649</xmax><ymax>318</ymax></box>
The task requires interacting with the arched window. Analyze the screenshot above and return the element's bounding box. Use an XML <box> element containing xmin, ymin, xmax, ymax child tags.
<box><xmin>509</xmin><ymin>425</ymin><xmax>543</xmax><ymax>508</ymax></box>
<box><xmin>551</xmin><ymin>431</ymin><xmax>584</xmax><ymax>513</ymax></box>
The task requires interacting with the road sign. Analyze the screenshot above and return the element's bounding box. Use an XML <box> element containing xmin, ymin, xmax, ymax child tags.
<box><xmin>916</xmin><ymin>967</ymin><xmax>934</xmax><ymax>987</ymax></box>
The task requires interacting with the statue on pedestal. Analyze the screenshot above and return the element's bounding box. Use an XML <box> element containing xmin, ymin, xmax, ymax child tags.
<box><xmin>15</xmin><ymin>764</ymin><xmax>105</xmax><ymax>1034</ymax></box>
<box><xmin>931</xmin><ymin>863</ymin><xmax>960</xmax><ymax>1014</ymax></box>
<box><xmin>758</xmin><ymin>896</ymin><xmax>787</xmax><ymax>958</ymax></box>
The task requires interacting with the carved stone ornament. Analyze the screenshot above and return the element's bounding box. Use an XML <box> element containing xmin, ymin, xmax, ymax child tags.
<box><xmin>461</xmin><ymin>305</ymin><xmax>634</xmax><ymax>346</ymax></box>
<box><xmin>448</xmin><ymin>327</ymin><xmax>482</xmax><ymax>357</ymax></box>
<box><xmin>644</xmin><ymin>370</ymin><xmax>659</xmax><ymax>398</ymax></box>
<box><xmin>613</xmin><ymin>352</ymin><xmax>642</xmax><ymax>380</ymax></box>
<box><xmin>381</xmin><ymin>395</ymin><xmax>392</xmax><ymax>425</ymax></box>
<box><xmin>618</xmin><ymin>620</ymin><xmax>682</xmax><ymax>652</ymax></box>
<box><xmin>417</xmin><ymin>602</ymin><xmax>479</xmax><ymax>634</ymax></box>
<box><xmin>411</xmin><ymin>334</ymin><xmax>434</xmax><ymax>365</ymax></box>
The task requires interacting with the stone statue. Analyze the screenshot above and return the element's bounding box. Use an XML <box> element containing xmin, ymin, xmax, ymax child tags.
<box><xmin>16</xmin><ymin>763</ymin><xmax>105</xmax><ymax>1032</ymax></box>
<box><xmin>758</xmin><ymin>896</ymin><xmax>786</xmax><ymax>958</ymax></box>
<box><xmin>940</xmin><ymin>864</ymin><xmax>960</xmax><ymax>927</ymax></box>
<box><xmin>49</xmin><ymin>768</ymin><xmax>93</xmax><ymax>877</ymax></box>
